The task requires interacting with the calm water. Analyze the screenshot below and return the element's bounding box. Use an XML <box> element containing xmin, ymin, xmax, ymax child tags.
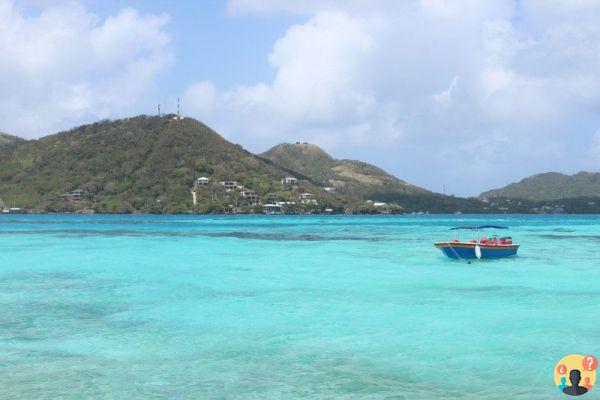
<box><xmin>0</xmin><ymin>214</ymin><xmax>599</xmax><ymax>399</ymax></box>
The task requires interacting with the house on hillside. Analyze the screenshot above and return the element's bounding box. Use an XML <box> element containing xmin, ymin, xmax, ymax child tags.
<box><xmin>323</xmin><ymin>187</ymin><xmax>336</xmax><ymax>193</ymax></box>
<box><xmin>282</xmin><ymin>177</ymin><xmax>298</xmax><ymax>188</ymax></box>
<box><xmin>240</xmin><ymin>189</ymin><xmax>258</xmax><ymax>204</ymax></box>
<box><xmin>219</xmin><ymin>181</ymin><xmax>239</xmax><ymax>191</ymax></box>
<box><xmin>196</xmin><ymin>177</ymin><xmax>210</xmax><ymax>186</ymax></box>
<box><xmin>299</xmin><ymin>192</ymin><xmax>317</xmax><ymax>205</ymax></box>
<box><xmin>277</xmin><ymin>201</ymin><xmax>295</xmax><ymax>206</ymax></box>
<box><xmin>61</xmin><ymin>190</ymin><xmax>83</xmax><ymax>202</ymax></box>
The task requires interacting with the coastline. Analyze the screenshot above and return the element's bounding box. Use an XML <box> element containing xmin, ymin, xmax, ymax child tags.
<box><xmin>2</xmin><ymin>211</ymin><xmax>599</xmax><ymax>216</ymax></box>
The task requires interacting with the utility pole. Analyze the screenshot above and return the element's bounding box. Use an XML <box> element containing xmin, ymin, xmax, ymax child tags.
<box><xmin>158</xmin><ymin>104</ymin><xmax>161</xmax><ymax>117</ymax></box>
<box><xmin>177</xmin><ymin>97</ymin><xmax>180</xmax><ymax>118</ymax></box>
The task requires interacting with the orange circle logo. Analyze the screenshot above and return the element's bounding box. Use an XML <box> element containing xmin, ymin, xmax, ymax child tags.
<box><xmin>554</xmin><ymin>354</ymin><xmax>597</xmax><ymax>396</ymax></box>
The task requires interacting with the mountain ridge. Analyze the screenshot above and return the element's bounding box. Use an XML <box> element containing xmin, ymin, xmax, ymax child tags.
<box><xmin>0</xmin><ymin>131</ymin><xmax>24</xmax><ymax>146</ymax></box>
<box><xmin>1</xmin><ymin>116</ymin><xmax>598</xmax><ymax>214</ymax></box>
<box><xmin>0</xmin><ymin>116</ymin><xmax>488</xmax><ymax>214</ymax></box>
<box><xmin>0</xmin><ymin>115</ymin><xmax>330</xmax><ymax>213</ymax></box>
<box><xmin>480</xmin><ymin>171</ymin><xmax>600</xmax><ymax>200</ymax></box>
<box><xmin>261</xmin><ymin>142</ymin><xmax>430</xmax><ymax>199</ymax></box>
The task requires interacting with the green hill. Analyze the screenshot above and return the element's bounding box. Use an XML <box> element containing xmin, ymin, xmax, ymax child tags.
<box><xmin>261</xmin><ymin>143</ymin><xmax>429</xmax><ymax>197</ymax></box>
<box><xmin>0</xmin><ymin>116</ymin><xmax>327</xmax><ymax>213</ymax></box>
<box><xmin>260</xmin><ymin>143</ymin><xmax>491</xmax><ymax>212</ymax></box>
<box><xmin>2</xmin><ymin>116</ymin><xmax>549</xmax><ymax>214</ymax></box>
<box><xmin>480</xmin><ymin>172</ymin><xmax>600</xmax><ymax>201</ymax></box>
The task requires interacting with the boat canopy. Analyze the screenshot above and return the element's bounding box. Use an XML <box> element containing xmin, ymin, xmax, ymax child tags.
<box><xmin>450</xmin><ymin>225</ymin><xmax>508</xmax><ymax>230</ymax></box>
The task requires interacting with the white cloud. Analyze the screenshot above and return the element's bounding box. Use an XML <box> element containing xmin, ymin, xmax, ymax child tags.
<box><xmin>184</xmin><ymin>11</ymin><xmax>384</xmax><ymax>150</ymax></box>
<box><xmin>0</xmin><ymin>0</ymin><xmax>171</xmax><ymax>137</ymax></box>
<box><xmin>3</xmin><ymin>0</ymin><xmax>599</xmax><ymax>195</ymax></box>
<box><xmin>181</xmin><ymin>0</ymin><xmax>600</xmax><ymax>194</ymax></box>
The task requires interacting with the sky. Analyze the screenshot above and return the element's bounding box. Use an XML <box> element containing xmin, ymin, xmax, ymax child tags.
<box><xmin>1</xmin><ymin>0</ymin><xmax>599</xmax><ymax>196</ymax></box>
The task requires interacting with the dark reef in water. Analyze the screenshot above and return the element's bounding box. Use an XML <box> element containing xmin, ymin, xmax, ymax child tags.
<box><xmin>0</xmin><ymin>228</ymin><xmax>389</xmax><ymax>242</ymax></box>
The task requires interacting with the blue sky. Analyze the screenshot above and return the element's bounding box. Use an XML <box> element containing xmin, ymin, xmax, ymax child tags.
<box><xmin>17</xmin><ymin>0</ymin><xmax>302</xmax><ymax>104</ymax></box>
<box><xmin>83</xmin><ymin>1</ymin><xmax>302</xmax><ymax>90</ymax></box>
<box><xmin>1</xmin><ymin>0</ymin><xmax>600</xmax><ymax>195</ymax></box>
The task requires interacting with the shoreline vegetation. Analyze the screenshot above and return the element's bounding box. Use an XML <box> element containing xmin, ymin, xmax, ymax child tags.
<box><xmin>2</xmin><ymin>196</ymin><xmax>600</xmax><ymax>215</ymax></box>
<box><xmin>1</xmin><ymin>115</ymin><xmax>599</xmax><ymax>215</ymax></box>
<box><xmin>2</xmin><ymin>211</ymin><xmax>600</xmax><ymax>216</ymax></box>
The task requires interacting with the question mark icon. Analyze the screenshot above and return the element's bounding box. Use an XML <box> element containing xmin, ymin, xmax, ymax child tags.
<box><xmin>557</xmin><ymin>364</ymin><xmax>567</xmax><ymax>374</ymax></box>
<box><xmin>582</xmin><ymin>355</ymin><xmax>598</xmax><ymax>371</ymax></box>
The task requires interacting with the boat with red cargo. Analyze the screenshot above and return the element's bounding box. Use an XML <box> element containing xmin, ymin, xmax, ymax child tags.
<box><xmin>435</xmin><ymin>225</ymin><xmax>519</xmax><ymax>260</ymax></box>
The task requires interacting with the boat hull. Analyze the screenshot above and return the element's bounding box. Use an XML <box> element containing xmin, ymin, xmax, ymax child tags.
<box><xmin>434</xmin><ymin>242</ymin><xmax>519</xmax><ymax>260</ymax></box>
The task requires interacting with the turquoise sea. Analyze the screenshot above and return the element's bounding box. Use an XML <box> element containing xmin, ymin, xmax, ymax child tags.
<box><xmin>1</xmin><ymin>214</ymin><xmax>599</xmax><ymax>399</ymax></box>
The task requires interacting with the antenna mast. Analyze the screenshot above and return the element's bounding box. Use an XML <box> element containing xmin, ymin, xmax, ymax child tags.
<box><xmin>177</xmin><ymin>97</ymin><xmax>180</xmax><ymax>118</ymax></box>
<box><xmin>158</xmin><ymin>104</ymin><xmax>161</xmax><ymax>117</ymax></box>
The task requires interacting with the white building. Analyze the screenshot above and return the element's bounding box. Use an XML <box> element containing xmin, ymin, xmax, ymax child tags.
<box><xmin>323</xmin><ymin>187</ymin><xmax>336</xmax><ymax>193</ymax></box>
<box><xmin>299</xmin><ymin>193</ymin><xmax>317</xmax><ymax>205</ymax></box>
<box><xmin>277</xmin><ymin>201</ymin><xmax>295</xmax><ymax>206</ymax></box>
<box><xmin>219</xmin><ymin>181</ymin><xmax>239</xmax><ymax>191</ymax></box>
<box><xmin>263</xmin><ymin>204</ymin><xmax>282</xmax><ymax>214</ymax></box>
<box><xmin>282</xmin><ymin>177</ymin><xmax>298</xmax><ymax>187</ymax></box>
<box><xmin>240</xmin><ymin>189</ymin><xmax>258</xmax><ymax>204</ymax></box>
<box><xmin>196</xmin><ymin>177</ymin><xmax>210</xmax><ymax>186</ymax></box>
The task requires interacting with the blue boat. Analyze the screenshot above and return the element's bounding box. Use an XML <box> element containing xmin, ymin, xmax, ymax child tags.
<box><xmin>435</xmin><ymin>225</ymin><xmax>519</xmax><ymax>260</ymax></box>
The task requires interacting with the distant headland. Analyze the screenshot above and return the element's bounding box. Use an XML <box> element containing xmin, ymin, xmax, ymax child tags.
<box><xmin>0</xmin><ymin>115</ymin><xmax>598</xmax><ymax>215</ymax></box>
